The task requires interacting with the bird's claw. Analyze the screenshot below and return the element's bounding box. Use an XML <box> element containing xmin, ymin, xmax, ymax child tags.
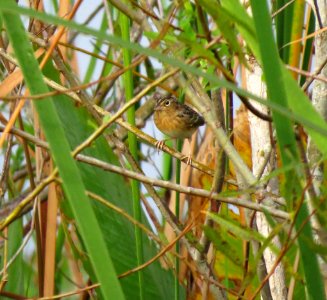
<box><xmin>155</xmin><ymin>140</ymin><xmax>165</xmax><ymax>153</ymax></box>
<box><xmin>181</xmin><ymin>154</ymin><xmax>192</xmax><ymax>166</ymax></box>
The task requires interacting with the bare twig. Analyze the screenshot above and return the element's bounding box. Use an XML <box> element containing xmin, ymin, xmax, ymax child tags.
<box><xmin>286</xmin><ymin>64</ymin><xmax>327</xmax><ymax>85</ymax></box>
<box><xmin>118</xmin><ymin>221</ymin><xmax>194</xmax><ymax>278</ymax></box>
<box><xmin>0</xmin><ymin>125</ymin><xmax>289</xmax><ymax>220</ymax></box>
<box><xmin>87</xmin><ymin>191</ymin><xmax>161</xmax><ymax>244</ymax></box>
<box><xmin>301</xmin><ymin>55</ymin><xmax>327</xmax><ymax>91</ymax></box>
<box><xmin>0</xmin><ymin>171</ymin><xmax>57</xmax><ymax>231</ymax></box>
<box><xmin>181</xmin><ymin>75</ymin><xmax>257</xmax><ymax>186</ymax></box>
<box><xmin>0</xmin><ymin>198</ymin><xmax>39</xmax><ymax>276</ymax></box>
<box><xmin>28</xmin><ymin>283</ymin><xmax>100</xmax><ymax>300</ymax></box>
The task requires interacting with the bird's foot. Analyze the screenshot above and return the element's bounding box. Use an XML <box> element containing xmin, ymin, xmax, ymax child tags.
<box><xmin>155</xmin><ymin>140</ymin><xmax>165</xmax><ymax>153</ymax></box>
<box><xmin>181</xmin><ymin>154</ymin><xmax>192</xmax><ymax>166</ymax></box>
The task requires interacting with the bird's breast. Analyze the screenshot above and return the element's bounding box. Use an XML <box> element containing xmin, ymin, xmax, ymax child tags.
<box><xmin>154</xmin><ymin>111</ymin><xmax>196</xmax><ymax>139</ymax></box>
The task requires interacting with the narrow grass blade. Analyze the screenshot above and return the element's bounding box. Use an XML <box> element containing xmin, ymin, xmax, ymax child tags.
<box><xmin>120</xmin><ymin>9</ymin><xmax>144</xmax><ymax>300</ymax></box>
<box><xmin>250</xmin><ymin>1</ymin><xmax>326</xmax><ymax>298</ymax></box>
<box><xmin>5</xmin><ymin>220</ymin><xmax>24</xmax><ymax>294</ymax></box>
<box><xmin>0</xmin><ymin>2</ymin><xmax>125</xmax><ymax>298</ymax></box>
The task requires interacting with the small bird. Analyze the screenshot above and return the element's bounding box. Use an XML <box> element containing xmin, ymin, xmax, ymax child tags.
<box><xmin>153</xmin><ymin>95</ymin><xmax>205</xmax><ymax>165</ymax></box>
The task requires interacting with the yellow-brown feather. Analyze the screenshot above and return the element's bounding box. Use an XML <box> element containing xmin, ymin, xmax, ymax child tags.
<box><xmin>153</xmin><ymin>95</ymin><xmax>205</xmax><ymax>165</ymax></box>
<box><xmin>154</xmin><ymin>96</ymin><xmax>204</xmax><ymax>140</ymax></box>
<box><xmin>154</xmin><ymin>109</ymin><xmax>196</xmax><ymax>139</ymax></box>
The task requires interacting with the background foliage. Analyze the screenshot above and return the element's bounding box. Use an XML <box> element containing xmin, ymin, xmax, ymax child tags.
<box><xmin>0</xmin><ymin>0</ymin><xmax>326</xmax><ymax>299</ymax></box>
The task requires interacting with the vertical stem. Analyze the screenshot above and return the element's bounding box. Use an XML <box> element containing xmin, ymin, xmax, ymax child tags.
<box><xmin>34</xmin><ymin>108</ymin><xmax>45</xmax><ymax>297</ymax></box>
<box><xmin>43</xmin><ymin>164</ymin><xmax>58</xmax><ymax>296</ymax></box>
<box><xmin>288</xmin><ymin>0</ymin><xmax>305</xmax><ymax>80</ymax></box>
<box><xmin>174</xmin><ymin>139</ymin><xmax>182</xmax><ymax>300</ymax></box>
<box><xmin>225</xmin><ymin>87</ymin><xmax>233</xmax><ymax>174</ymax></box>
<box><xmin>246</xmin><ymin>60</ymin><xmax>287</xmax><ymax>299</ymax></box>
<box><xmin>120</xmin><ymin>10</ymin><xmax>144</xmax><ymax>300</ymax></box>
<box><xmin>300</xmin><ymin>8</ymin><xmax>315</xmax><ymax>86</ymax></box>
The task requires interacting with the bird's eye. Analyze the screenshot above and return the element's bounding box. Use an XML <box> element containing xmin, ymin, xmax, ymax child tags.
<box><xmin>164</xmin><ymin>100</ymin><xmax>170</xmax><ymax>106</ymax></box>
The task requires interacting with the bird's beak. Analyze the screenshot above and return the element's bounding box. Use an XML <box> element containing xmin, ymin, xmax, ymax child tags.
<box><xmin>154</xmin><ymin>103</ymin><xmax>161</xmax><ymax>111</ymax></box>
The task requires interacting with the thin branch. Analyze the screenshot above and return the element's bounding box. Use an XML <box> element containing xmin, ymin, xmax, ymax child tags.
<box><xmin>256</xmin><ymin>145</ymin><xmax>272</xmax><ymax>180</ymax></box>
<box><xmin>0</xmin><ymin>291</ymin><xmax>26</xmax><ymax>300</ymax></box>
<box><xmin>0</xmin><ymin>125</ymin><xmax>289</xmax><ymax>220</ymax></box>
<box><xmin>28</xmin><ymin>283</ymin><xmax>100</xmax><ymax>300</ymax></box>
<box><xmin>301</xmin><ymin>55</ymin><xmax>327</xmax><ymax>91</ymax></box>
<box><xmin>0</xmin><ymin>46</ymin><xmax>151</xmax><ymax>103</ymax></box>
<box><xmin>286</xmin><ymin>64</ymin><xmax>327</xmax><ymax>84</ymax></box>
<box><xmin>118</xmin><ymin>221</ymin><xmax>194</xmax><ymax>279</ymax></box>
<box><xmin>0</xmin><ymin>171</ymin><xmax>57</xmax><ymax>231</ymax></box>
<box><xmin>313</xmin><ymin>0</ymin><xmax>324</xmax><ymax>29</ymax></box>
<box><xmin>0</xmin><ymin>197</ymin><xmax>38</xmax><ymax>276</ymax></box>
<box><xmin>87</xmin><ymin>191</ymin><xmax>161</xmax><ymax>244</ymax></box>
<box><xmin>0</xmin><ymin>121</ymin><xmax>13</xmax><ymax>196</ymax></box>
<box><xmin>75</xmin><ymin>155</ymin><xmax>289</xmax><ymax>219</ymax></box>
<box><xmin>69</xmin><ymin>3</ymin><xmax>104</xmax><ymax>43</ymax></box>
<box><xmin>271</xmin><ymin>0</ymin><xmax>295</xmax><ymax>19</ymax></box>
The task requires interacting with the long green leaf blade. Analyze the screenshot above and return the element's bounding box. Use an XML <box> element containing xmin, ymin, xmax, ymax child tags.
<box><xmin>120</xmin><ymin>8</ymin><xmax>144</xmax><ymax>300</ymax></box>
<box><xmin>250</xmin><ymin>1</ymin><xmax>326</xmax><ymax>299</ymax></box>
<box><xmin>0</xmin><ymin>2</ymin><xmax>125</xmax><ymax>298</ymax></box>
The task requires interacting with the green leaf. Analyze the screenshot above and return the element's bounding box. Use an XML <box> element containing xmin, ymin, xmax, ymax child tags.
<box><xmin>5</xmin><ymin>219</ymin><xmax>24</xmax><ymax>294</ymax></box>
<box><xmin>220</xmin><ymin>0</ymin><xmax>259</xmax><ymax>59</ymax></box>
<box><xmin>250</xmin><ymin>1</ymin><xmax>326</xmax><ymax>299</ymax></box>
<box><xmin>204</xmin><ymin>226</ymin><xmax>243</xmax><ymax>270</ymax></box>
<box><xmin>207</xmin><ymin>213</ymin><xmax>265</xmax><ymax>242</ymax></box>
<box><xmin>281</xmin><ymin>69</ymin><xmax>327</xmax><ymax>156</ymax></box>
<box><xmin>0</xmin><ymin>2</ymin><xmax>125</xmax><ymax>298</ymax></box>
<box><xmin>198</xmin><ymin>0</ymin><xmax>246</xmax><ymax>64</ymax></box>
<box><xmin>45</xmin><ymin>56</ymin><xmax>181</xmax><ymax>299</ymax></box>
<box><xmin>274</xmin><ymin>0</ymin><xmax>294</xmax><ymax>62</ymax></box>
<box><xmin>120</xmin><ymin>8</ymin><xmax>145</xmax><ymax>300</ymax></box>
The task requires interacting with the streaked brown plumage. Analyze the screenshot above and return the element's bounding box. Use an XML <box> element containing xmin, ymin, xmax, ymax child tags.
<box><xmin>153</xmin><ymin>95</ymin><xmax>205</xmax><ymax>164</ymax></box>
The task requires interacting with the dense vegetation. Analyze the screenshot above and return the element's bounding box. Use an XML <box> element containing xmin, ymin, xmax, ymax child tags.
<box><xmin>0</xmin><ymin>0</ymin><xmax>326</xmax><ymax>299</ymax></box>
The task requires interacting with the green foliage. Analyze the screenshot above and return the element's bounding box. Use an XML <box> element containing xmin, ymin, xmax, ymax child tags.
<box><xmin>0</xmin><ymin>1</ymin><xmax>326</xmax><ymax>299</ymax></box>
<box><xmin>1</xmin><ymin>2</ymin><xmax>125</xmax><ymax>298</ymax></box>
<box><xmin>251</xmin><ymin>2</ymin><xmax>325</xmax><ymax>298</ymax></box>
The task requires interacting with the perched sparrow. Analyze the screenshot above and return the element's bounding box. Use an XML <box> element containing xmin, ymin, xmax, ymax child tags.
<box><xmin>153</xmin><ymin>95</ymin><xmax>205</xmax><ymax>164</ymax></box>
